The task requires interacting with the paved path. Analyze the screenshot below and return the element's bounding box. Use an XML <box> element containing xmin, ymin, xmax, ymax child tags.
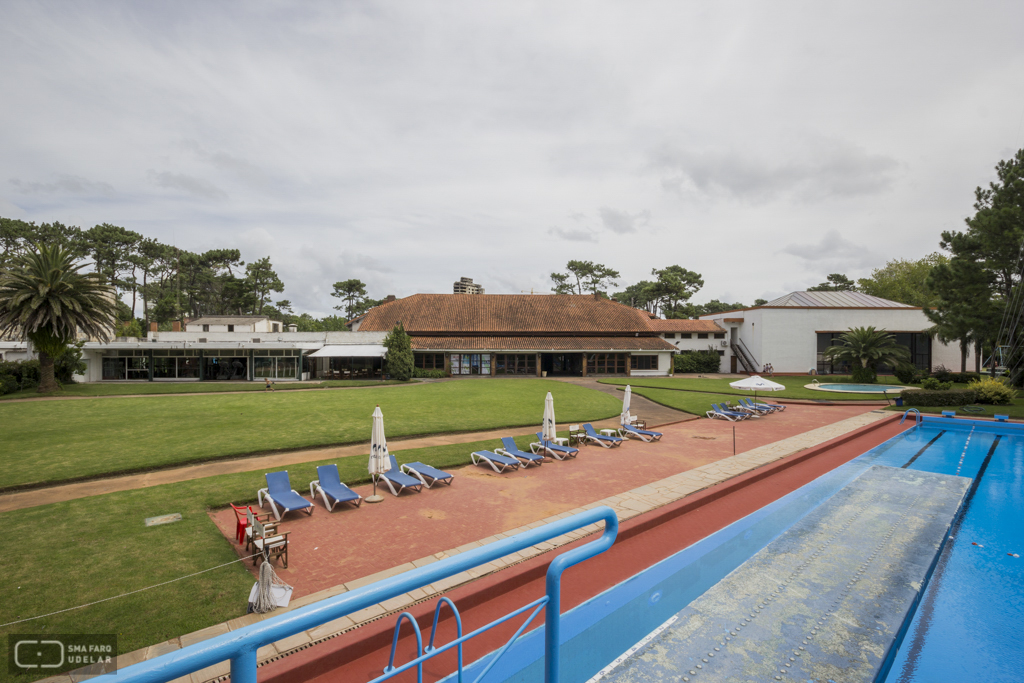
<box><xmin>550</xmin><ymin>376</ymin><xmax>698</xmax><ymax>426</ymax></box>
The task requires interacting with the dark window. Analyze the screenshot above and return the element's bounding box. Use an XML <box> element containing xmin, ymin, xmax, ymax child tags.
<box><xmin>697</xmin><ymin>333</ymin><xmax>708</xmax><ymax>339</ymax></box>
<box><xmin>494</xmin><ymin>354</ymin><xmax>537</xmax><ymax>375</ymax></box>
<box><xmin>664</xmin><ymin>333</ymin><xmax>676</xmax><ymax>339</ymax></box>
<box><xmin>202</xmin><ymin>324</ymin><xmax>209</xmax><ymax>332</ymax></box>
<box><xmin>227</xmin><ymin>325</ymin><xmax>235</xmax><ymax>332</ymax></box>
<box><xmin>713</xmin><ymin>333</ymin><xmax>725</xmax><ymax>339</ymax></box>
<box><xmin>586</xmin><ymin>353</ymin><xmax>627</xmax><ymax>374</ymax></box>
<box><xmin>717</xmin><ymin>350</ymin><xmax>725</xmax><ymax>356</ymax></box>
<box><xmin>816</xmin><ymin>332</ymin><xmax>930</xmax><ymax>375</ymax></box>
<box><xmin>683</xmin><ymin>333</ymin><xmax>694</xmax><ymax>338</ymax></box>
<box><xmin>414</xmin><ymin>353</ymin><xmax>445</xmax><ymax>369</ymax></box>
<box><xmin>630</xmin><ymin>355</ymin><xmax>658</xmax><ymax>370</ymax></box>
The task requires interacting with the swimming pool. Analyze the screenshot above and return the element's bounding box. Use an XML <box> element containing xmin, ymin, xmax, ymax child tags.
<box><xmin>807</xmin><ymin>382</ymin><xmax>912</xmax><ymax>393</ymax></box>
<box><xmin>460</xmin><ymin>417</ymin><xmax>1023</xmax><ymax>683</ymax></box>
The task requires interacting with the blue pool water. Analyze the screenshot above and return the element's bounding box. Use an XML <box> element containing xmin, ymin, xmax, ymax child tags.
<box><xmin>460</xmin><ymin>417</ymin><xmax>1024</xmax><ymax>683</ymax></box>
<box><xmin>816</xmin><ymin>383</ymin><xmax>902</xmax><ymax>393</ymax></box>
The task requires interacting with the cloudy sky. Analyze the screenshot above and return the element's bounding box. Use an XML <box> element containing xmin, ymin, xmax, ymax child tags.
<box><xmin>2</xmin><ymin>1</ymin><xmax>1023</xmax><ymax>315</ymax></box>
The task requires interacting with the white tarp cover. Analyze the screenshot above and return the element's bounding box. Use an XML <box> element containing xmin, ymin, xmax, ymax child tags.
<box><xmin>308</xmin><ymin>344</ymin><xmax>386</xmax><ymax>358</ymax></box>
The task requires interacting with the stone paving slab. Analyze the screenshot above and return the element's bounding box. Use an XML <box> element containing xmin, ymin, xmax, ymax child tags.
<box><xmin>598</xmin><ymin>465</ymin><xmax>969</xmax><ymax>683</ymax></box>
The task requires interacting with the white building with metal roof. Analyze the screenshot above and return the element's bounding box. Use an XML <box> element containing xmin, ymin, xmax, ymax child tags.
<box><xmin>700</xmin><ymin>291</ymin><xmax>975</xmax><ymax>375</ymax></box>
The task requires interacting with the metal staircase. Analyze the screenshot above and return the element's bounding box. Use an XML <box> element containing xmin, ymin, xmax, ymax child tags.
<box><xmin>730</xmin><ymin>338</ymin><xmax>759</xmax><ymax>374</ymax></box>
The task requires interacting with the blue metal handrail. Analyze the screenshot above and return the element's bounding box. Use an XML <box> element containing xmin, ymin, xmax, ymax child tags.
<box><xmin>900</xmin><ymin>408</ymin><xmax>922</xmax><ymax>426</ymax></box>
<box><xmin>115</xmin><ymin>506</ymin><xmax>618</xmax><ymax>683</ymax></box>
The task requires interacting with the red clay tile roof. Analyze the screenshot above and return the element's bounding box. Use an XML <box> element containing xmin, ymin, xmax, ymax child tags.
<box><xmin>647</xmin><ymin>319</ymin><xmax>726</xmax><ymax>333</ymax></box>
<box><xmin>410</xmin><ymin>336</ymin><xmax>676</xmax><ymax>351</ymax></box>
<box><xmin>358</xmin><ymin>294</ymin><xmax>660</xmax><ymax>334</ymax></box>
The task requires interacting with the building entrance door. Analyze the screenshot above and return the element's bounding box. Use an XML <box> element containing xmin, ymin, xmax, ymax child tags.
<box><xmin>730</xmin><ymin>356</ymin><xmax>737</xmax><ymax>373</ymax></box>
<box><xmin>540</xmin><ymin>353</ymin><xmax>583</xmax><ymax>376</ymax></box>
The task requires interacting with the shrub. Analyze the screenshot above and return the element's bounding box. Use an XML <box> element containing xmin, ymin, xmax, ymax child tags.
<box><xmin>850</xmin><ymin>365</ymin><xmax>876</xmax><ymax>383</ymax></box>
<box><xmin>920</xmin><ymin>377</ymin><xmax>952</xmax><ymax>391</ymax></box>
<box><xmin>54</xmin><ymin>341</ymin><xmax>86</xmax><ymax>384</ymax></box>
<box><xmin>949</xmin><ymin>372</ymin><xmax>981</xmax><ymax>383</ymax></box>
<box><xmin>383</xmin><ymin>322</ymin><xmax>414</xmax><ymax>381</ymax></box>
<box><xmin>968</xmin><ymin>377</ymin><xmax>1015</xmax><ymax>405</ymax></box>
<box><xmin>931</xmin><ymin>365</ymin><xmax>953</xmax><ymax>383</ymax></box>
<box><xmin>412</xmin><ymin>368</ymin><xmax>448</xmax><ymax>379</ymax></box>
<box><xmin>0</xmin><ymin>373</ymin><xmax>18</xmax><ymax>395</ymax></box>
<box><xmin>0</xmin><ymin>359</ymin><xmax>40</xmax><ymax>388</ymax></box>
<box><xmin>674</xmin><ymin>352</ymin><xmax>721</xmax><ymax>374</ymax></box>
<box><xmin>893</xmin><ymin>365</ymin><xmax>918</xmax><ymax>385</ymax></box>
<box><xmin>901</xmin><ymin>388</ymin><xmax>978</xmax><ymax>407</ymax></box>
<box><xmin>116</xmin><ymin>318</ymin><xmax>144</xmax><ymax>338</ymax></box>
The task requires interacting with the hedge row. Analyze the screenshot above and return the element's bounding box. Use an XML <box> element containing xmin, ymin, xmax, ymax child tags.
<box><xmin>900</xmin><ymin>388</ymin><xmax>978</xmax><ymax>407</ymax></box>
<box><xmin>674</xmin><ymin>352</ymin><xmax>721</xmax><ymax>374</ymax></box>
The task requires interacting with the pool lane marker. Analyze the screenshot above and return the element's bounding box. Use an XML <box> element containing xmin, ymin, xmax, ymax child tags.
<box><xmin>901</xmin><ymin>430</ymin><xmax>947</xmax><ymax>469</ymax></box>
<box><xmin>954</xmin><ymin>426</ymin><xmax>976</xmax><ymax>476</ymax></box>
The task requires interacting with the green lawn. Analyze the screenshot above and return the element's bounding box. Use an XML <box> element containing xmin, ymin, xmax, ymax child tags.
<box><xmin>0</xmin><ymin>379</ymin><xmax>620</xmax><ymax>490</ymax></box>
<box><xmin>600</xmin><ymin>375</ymin><xmax>912</xmax><ymax>401</ymax></box>
<box><xmin>0</xmin><ymin>434</ymin><xmax>541</xmax><ymax>683</ymax></box>
<box><xmin>628</xmin><ymin>387</ymin><xmax>744</xmax><ymax>416</ymax></box>
<box><xmin>0</xmin><ymin>379</ymin><xmax>409</xmax><ymax>401</ymax></box>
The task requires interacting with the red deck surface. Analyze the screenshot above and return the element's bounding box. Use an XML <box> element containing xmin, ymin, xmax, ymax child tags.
<box><xmin>255</xmin><ymin>413</ymin><xmax>908</xmax><ymax>683</ymax></box>
<box><xmin>211</xmin><ymin>404</ymin><xmax>879</xmax><ymax>597</ymax></box>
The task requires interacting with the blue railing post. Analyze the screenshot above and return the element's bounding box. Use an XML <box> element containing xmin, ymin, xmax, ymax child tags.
<box><xmin>544</xmin><ymin>511</ymin><xmax>619</xmax><ymax>683</ymax></box>
<box><xmin>229</xmin><ymin>648</ymin><xmax>257</xmax><ymax>683</ymax></box>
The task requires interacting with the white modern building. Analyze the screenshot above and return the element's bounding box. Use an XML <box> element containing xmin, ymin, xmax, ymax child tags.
<box><xmin>700</xmin><ymin>291</ymin><xmax>975</xmax><ymax>375</ymax></box>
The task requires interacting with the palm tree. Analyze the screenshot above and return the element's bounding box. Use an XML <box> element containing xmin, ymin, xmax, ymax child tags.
<box><xmin>0</xmin><ymin>244</ymin><xmax>115</xmax><ymax>392</ymax></box>
<box><xmin>822</xmin><ymin>326</ymin><xmax>911</xmax><ymax>383</ymax></box>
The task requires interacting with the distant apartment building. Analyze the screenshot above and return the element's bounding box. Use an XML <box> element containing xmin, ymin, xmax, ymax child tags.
<box><xmin>453</xmin><ymin>277</ymin><xmax>485</xmax><ymax>294</ymax></box>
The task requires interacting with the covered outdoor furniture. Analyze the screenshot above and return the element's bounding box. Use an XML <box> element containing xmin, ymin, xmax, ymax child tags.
<box><xmin>620</xmin><ymin>424</ymin><xmax>663</xmax><ymax>442</ymax></box>
<box><xmin>250</xmin><ymin>516</ymin><xmax>290</xmax><ymax>568</ymax></box>
<box><xmin>707</xmin><ymin>403</ymin><xmax>749</xmax><ymax>421</ymax></box>
<box><xmin>309</xmin><ymin>465</ymin><xmax>363</xmax><ymax>511</ymax></box>
<box><xmin>728</xmin><ymin>400</ymin><xmax>762</xmax><ymax>417</ymax></box>
<box><xmin>258</xmin><ymin>471</ymin><xmax>315</xmax><ymax>521</ymax></box>
<box><xmin>583</xmin><ymin>423</ymin><xmax>623</xmax><ymax>448</ymax></box>
<box><xmin>471</xmin><ymin>450</ymin><xmax>522</xmax><ymax>473</ymax></box>
<box><xmin>496</xmin><ymin>437</ymin><xmax>544</xmax><ymax>467</ymax></box>
<box><xmin>567</xmin><ymin>424</ymin><xmax>586</xmax><ymax>446</ymax></box>
<box><xmin>401</xmin><ymin>459</ymin><xmax>454</xmax><ymax>488</ymax></box>
<box><xmin>375</xmin><ymin>455</ymin><xmax>424</xmax><ymax>496</ymax></box>
<box><xmin>244</xmin><ymin>506</ymin><xmax>279</xmax><ymax>553</ymax></box>
<box><xmin>531</xmin><ymin>432</ymin><xmax>579</xmax><ymax>459</ymax></box>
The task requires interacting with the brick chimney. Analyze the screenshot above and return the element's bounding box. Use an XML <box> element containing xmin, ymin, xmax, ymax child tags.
<box><xmin>385</xmin><ymin>295</ymin><xmax>396</xmax><ymax>303</ymax></box>
<box><xmin>171</xmin><ymin>321</ymin><xmax>181</xmax><ymax>332</ymax></box>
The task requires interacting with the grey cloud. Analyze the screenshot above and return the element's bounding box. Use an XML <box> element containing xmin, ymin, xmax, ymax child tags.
<box><xmin>654</xmin><ymin>140</ymin><xmax>900</xmax><ymax>203</ymax></box>
<box><xmin>148</xmin><ymin>171</ymin><xmax>228</xmax><ymax>200</ymax></box>
<box><xmin>548</xmin><ymin>226</ymin><xmax>597</xmax><ymax>242</ymax></box>
<box><xmin>181</xmin><ymin>141</ymin><xmax>271</xmax><ymax>189</ymax></box>
<box><xmin>781</xmin><ymin>229</ymin><xmax>881</xmax><ymax>268</ymax></box>
<box><xmin>598</xmin><ymin>207</ymin><xmax>650</xmax><ymax>234</ymax></box>
<box><xmin>9</xmin><ymin>174</ymin><xmax>115</xmax><ymax>195</ymax></box>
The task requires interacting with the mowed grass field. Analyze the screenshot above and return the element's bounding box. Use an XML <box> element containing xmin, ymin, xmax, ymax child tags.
<box><xmin>0</xmin><ymin>379</ymin><xmax>621</xmax><ymax>490</ymax></box>
<box><xmin>0</xmin><ymin>434</ymin><xmax>542</xmax><ymax>683</ymax></box>
<box><xmin>600</xmin><ymin>375</ymin><xmax>909</xmax><ymax>401</ymax></box>
<box><xmin>0</xmin><ymin>378</ymin><xmax>407</xmax><ymax>401</ymax></box>
<box><xmin>627</xmin><ymin>386</ymin><xmax>751</xmax><ymax>416</ymax></box>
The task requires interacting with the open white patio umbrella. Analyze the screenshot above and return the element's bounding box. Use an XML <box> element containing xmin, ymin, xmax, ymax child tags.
<box><xmin>620</xmin><ymin>385</ymin><xmax>632</xmax><ymax>427</ymax></box>
<box><xmin>729</xmin><ymin>375</ymin><xmax>785</xmax><ymax>400</ymax></box>
<box><xmin>366</xmin><ymin>405</ymin><xmax>390</xmax><ymax>503</ymax></box>
<box><xmin>541</xmin><ymin>391</ymin><xmax>557</xmax><ymax>452</ymax></box>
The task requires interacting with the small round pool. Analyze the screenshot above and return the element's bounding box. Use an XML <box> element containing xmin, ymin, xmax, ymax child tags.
<box><xmin>805</xmin><ymin>383</ymin><xmax>914</xmax><ymax>394</ymax></box>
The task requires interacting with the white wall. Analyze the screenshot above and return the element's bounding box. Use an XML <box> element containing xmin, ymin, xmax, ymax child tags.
<box><xmin>703</xmin><ymin>307</ymin><xmax>976</xmax><ymax>374</ymax></box>
<box><xmin>629</xmin><ymin>351</ymin><xmax>674</xmax><ymax>377</ymax></box>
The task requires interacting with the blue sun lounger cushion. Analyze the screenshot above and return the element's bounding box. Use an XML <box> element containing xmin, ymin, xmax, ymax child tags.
<box><xmin>531</xmin><ymin>433</ymin><xmax>579</xmax><ymax>460</ymax></box>
<box><xmin>583</xmin><ymin>423</ymin><xmax>623</xmax><ymax>448</ymax></box>
<box><xmin>309</xmin><ymin>464</ymin><xmax>362</xmax><ymax>511</ymax></box>
<box><xmin>258</xmin><ymin>470</ymin><xmax>314</xmax><ymax>521</ymax></box>
<box><xmin>621</xmin><ymin>424</ymin><xmax>663</xmax><ymax>442</ymax></box>
<box><xmin>498</xmin><ymin>437</ymin><xmax>544</xmax><ymax>466</ymax></box>
<box><xmin>401</xmin><ymin>461</ymin><xmax>454</xmax><ymax>488</ymax></box>
<box><xmin>376</xmin><ymin>455</ymin><xmax>424</xmax><ymax>496</ymax></box>
<box><xmin>471</xmin><ymin>450</ymin><xmax>521</xmax><ymax>473</ymax></box>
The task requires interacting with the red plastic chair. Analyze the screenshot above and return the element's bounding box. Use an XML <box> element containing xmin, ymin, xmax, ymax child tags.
<box><xmin>230</xmin><ymin>504</ymin><xmax>251</xmax><ymax>545</ymax></box>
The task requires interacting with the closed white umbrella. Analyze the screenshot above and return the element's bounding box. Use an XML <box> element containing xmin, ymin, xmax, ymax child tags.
<box><xmin>620</xmin><ymin>385</ymin><xmax>632</xmax><ymax>427</ymax></box>
<box><xmin>729</xmin><ymin>375</ymin><xmax>785</xmax><ymax>400</ymax></box>
<box><xmin>541</xmin><ymin>391</ymin><xmax>557</xmax><ymax>451</ymax></box>
<box><xmin>367</xmin><ymin>405</ymin><xmax>390</xmax><ymax>503</ymax></box>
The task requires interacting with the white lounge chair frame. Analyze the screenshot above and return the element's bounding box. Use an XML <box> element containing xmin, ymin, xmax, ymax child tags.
<box><xmin>400</xmin><ymin>463</ymin><xmax>454</xmax><ymax>489</ymax></box>
<box><xmin>308</xmin><ymin>480</ymin><xmax>362</xmax><ymax>511</ymax></box>
<box><xmin>471</xmin><ymin>451</ymin><xmax>521</xmax><ymax>473</ymax></box>
<box><xmin>258</xmin><ymin>485</ymin><xmax>314</xmax><ymax>521</ymax></box>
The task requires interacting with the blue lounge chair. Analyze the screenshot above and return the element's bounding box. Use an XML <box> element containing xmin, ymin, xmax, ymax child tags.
<box><xmin>258</xmin><ymin>471</ymin><xmax>314</xmax><ymax>521</ymax></box>
<box><xmin>743</xmin><ymin>397</ymin><xmax>785</xmax><ymax>412</ymax></box>
<box><xmin>706</xmin><ymin>404</ymin><xmax>748</xmax><ymax>421</ymax></box>
<box><xmin>471</xmin><ymin>450</ymin><xmax>521</xmax><ymax>473</ymax></box>
<box><xmin>497</xmin><ymin>437</ymin><xmax>544</xmax><ymax>467</ymax></box>
<box><xmin>401</xmin><ymin>460</ymin><xmax>454</xmax><ymax>488</ymax></box>
<box><xmin>583</xmin><ymin>423</ymin><xmax>623</xmax><ymax>448</ymax></box>
<box><xmin>738</xmin><ymin>398</ymin><xmax>773</xmax><ymax>415</ymax></box>
<box><xmin>309</xmin><ymin>464</ymin><xmax>362</xmax><ymax>511</ymax></box>
<box><xmin>376</xmin><ymin>455</ymin><xmax>424</xmax><ymax>496</ymax></box>
<box><xmin>621</xmin><ymin>424</ymin><xmax>663</xmax><ymax>442</ymax></box>
<box><xmin>531</xmin><ymin>433</ymin><xmax>579</xmax><ymax>460</ymax></box>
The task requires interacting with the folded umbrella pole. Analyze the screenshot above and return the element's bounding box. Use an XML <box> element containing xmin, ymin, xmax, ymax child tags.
<box><xmin>367</xmin><ymin>405</ymin><xmax>390</xmax><ymax>503</ymax></box>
